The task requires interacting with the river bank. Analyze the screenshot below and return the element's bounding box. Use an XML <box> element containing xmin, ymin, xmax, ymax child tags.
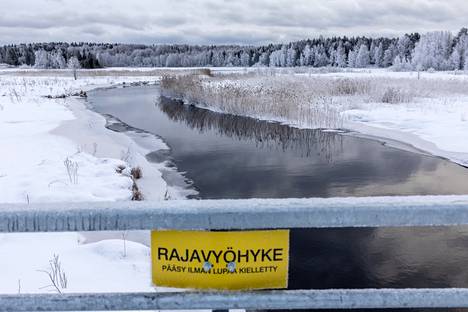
<box><xmin>161</xmin><ymin>69</ymin><xmax>468</xmax><ymax>167</ymax></box>
<box><xmin>0</xmin><ymin>70</ymin><xmax>172</xmax><ymax>294</ymax></box>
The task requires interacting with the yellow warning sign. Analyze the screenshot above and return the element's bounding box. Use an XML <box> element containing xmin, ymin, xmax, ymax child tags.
<box><xmin>151</xmin><ymin>230</ymin><xmax>289</xmax><ymax>290</ymax></box>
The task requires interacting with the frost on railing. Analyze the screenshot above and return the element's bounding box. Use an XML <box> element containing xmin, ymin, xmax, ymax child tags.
<box><xmin>1</xmin><ymin>196</ymin><xmax>468</xmax><ymax>233</ymax></box>
<box><xmin>2</xmin><ymin>196</ymin><xmax>468</xmax><ymax>311</ymax></box>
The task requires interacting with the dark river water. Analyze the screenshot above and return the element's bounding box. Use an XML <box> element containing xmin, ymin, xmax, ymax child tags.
<box><xmin>89</xmin><ymin>85</ymin><xmax>468</xmax><ymax>312</ymax></box>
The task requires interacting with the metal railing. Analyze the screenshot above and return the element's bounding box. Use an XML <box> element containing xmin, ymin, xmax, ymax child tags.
<box><xmin>2</xmin><ymin>195</ymin><xmax>468</xmax><ymax>311</ymax></box>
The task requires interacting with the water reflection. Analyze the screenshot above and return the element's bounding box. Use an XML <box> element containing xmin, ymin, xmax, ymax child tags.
<box><xmin>155</xmin><ymin>95</ymin><xmax>468</xmax><ymax>198</ymax></box>
<box><xmin>290</xmin><ymin>227</ymin><xmax>468</xmax><ymax>288</ymax></box>
<box><xmin>159</xmin><ymin>96</ymin><xmax>343</xmax><ymax>162</ymax></box>
<box><xmin>365</xmin><ymin>226</ymin><xmax>468</xmax><ymax>288</ymax></box>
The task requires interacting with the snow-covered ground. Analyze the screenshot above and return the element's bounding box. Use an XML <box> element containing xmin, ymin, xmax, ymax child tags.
<box><xmin>0</xmin><ymin>232</ymin><xmax>152</xmax><ymax>294</ymax></box>
<box><xmin>0</xmin><ymin>73</ymin><xmax>171</xmax><ymax>203</ymax></box>
<box><xmin>295</xmin><ymin>70</ymin><xmax>468</xmax><ymax>165</ymax></box>
<box><xmin>0</xmin><ymin>70</ymin><xmax>174</xmax><ymax>295</ymax></box>
<box><xmin>344</xmin><ymin>97</ymin><xmax>468</xmax><ymax>167</ymax></box>
<box><xmin>329</xmin><ymin>70</ymin><xmax>468</xmax><ymax>167</ymax></box>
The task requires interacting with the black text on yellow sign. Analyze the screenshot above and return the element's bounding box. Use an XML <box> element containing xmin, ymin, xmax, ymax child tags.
<box><xmin>151</xmin><ymin>230</ymin><xmax>289</xmax><ymax>290</ymax></box>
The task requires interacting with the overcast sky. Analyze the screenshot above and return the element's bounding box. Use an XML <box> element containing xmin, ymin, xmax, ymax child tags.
<box><xmin>0</xmin><ymin>0</ymin><xmax>467</xmax><ymax>45</ymax></box>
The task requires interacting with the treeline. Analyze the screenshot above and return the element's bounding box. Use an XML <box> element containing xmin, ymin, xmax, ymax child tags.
<box><xmin>0</xmin><ymin>28</ymin><xmax>467</xmax><ymax>71</ymax></box>
<box><xmin>0</xmin><ymin>42</ymin><xmax>100</xmax><ymax>69</ymax></box>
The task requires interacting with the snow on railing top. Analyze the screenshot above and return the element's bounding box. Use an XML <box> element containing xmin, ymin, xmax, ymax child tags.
<box><xmin>3</xmin><ymin>195</ymin><xmax>468</xmax><ymax>311</ymax></box>
<box><xmin>1</xmin><ymin>195</ymin><xmax>468</xmax><ymax>233</ymax></box>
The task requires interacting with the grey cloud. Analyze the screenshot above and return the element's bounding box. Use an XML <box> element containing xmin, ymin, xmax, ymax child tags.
<box><xmin>0</xmin><ymin>0</ymin><xmax>467</xmax><ymax>45</ymax></box>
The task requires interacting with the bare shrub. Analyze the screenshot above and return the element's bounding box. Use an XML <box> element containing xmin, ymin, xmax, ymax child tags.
<box><xmin>116</xmin><ymin>164</ymin><xmax>126</xmax><ymax>174</ymax></box>
<box><xmin>131</xmin><ymin>181</ymin><xmax>143</xmax><ymax>201</ymax></box>
<box><xmin>120</xmin><ymin>148</ymin><xmax>132</xmax><ymax>163</ymax></box>
<box><xmin>380</xmin><ymin>87</ymin><xmax>413</xmax><ymax>104</ymax></box>
<box><xmin>131</xmin><ymin>167</ymin><xmax>142</xmax><ymax>179</ymax></box>
<box><xmin>164</xmin><ymin>189</ymin><xmax>171</xmax><ymax>200</ymax></box>
<box><xmin>64</xmin><ymin>157</ymin><xmax>79</xmax><ymax>184</ymax></box>
<box><xmin>9</xmin><ymin>88</ymin><xmax>22</xmax><ymax>103</ymax></box>
<box><xmin>332</xmin><ymin>78</ymin><xmax>372</xmax><ymax>96</ymax></box>
<box><xmin>114</xmin><ymin>163</ymin><xmax>143</xmax><ymax>200</ymax></box>
<box><xmin>333</xmin><ymin>78</ymin><xmax>359</xmax><ymax>95</ymax></box>
<box><xmin>38</xmin><ymin>254</ymin><xmax>68</xmax><ymax>294</ymax></box>
<box><xmin>197</xmin><ymin>68</ymin><xmax>212</xmax><ymax>77</ymax></box>
<box><xmin>122</xmin><ymin>231</ymin><xmax>128</xmax><ymax>258</ymax></box>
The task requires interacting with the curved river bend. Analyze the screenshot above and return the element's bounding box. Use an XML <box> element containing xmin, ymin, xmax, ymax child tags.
<box><xmin>89</xmin><ymin>85</ymin><xmax>468</xmax><ymax>312</ymax></box>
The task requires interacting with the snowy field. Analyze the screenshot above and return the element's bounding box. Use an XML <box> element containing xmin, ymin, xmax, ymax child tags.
<box><xmin>0</xmin><ymin>67</ymin><xmax>467</xmax><ymax>296</ymax></box>
<box><xmin>325</xmin><ymin>70</ymin><xmax>468</xmax><ymax>166</ymax></box>
<box><xmin>0</xmin><ymin>70</ymin><xmax>174</xmax><ymax>295</ymax></box>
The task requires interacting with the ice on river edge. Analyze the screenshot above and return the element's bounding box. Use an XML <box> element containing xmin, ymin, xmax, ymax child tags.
<box><xmin>316</xmin><ymin>69</ymin><xmax>468</xmax><ymax>167</ymax></box>
<box><xmin>0</xmin><ymin>72</ymin><xmax>186</xmax><ymax>297</ymax></box>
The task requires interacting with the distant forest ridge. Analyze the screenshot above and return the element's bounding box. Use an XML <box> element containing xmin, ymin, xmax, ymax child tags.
<box><xmin>1</xmin><ymin>28</ymin><xmax>467</xmax><ymax>71</ymax></box>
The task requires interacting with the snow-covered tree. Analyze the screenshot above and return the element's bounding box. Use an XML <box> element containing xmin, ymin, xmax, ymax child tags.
<box><xmin>225</xmin><ymin>52</ymin><xmax>240</xmax><ymax>67</ymax></box>
<box><xmin>369</xmin><ymin>41</ymin><xmax>375</xmax><ymax>64</ymax></box>
<box><xmin>328</xmin><ymin>46</ymin><xmax>336</xmax><ymax>66</ymax></box>
<box><xmin>396</xmin><ymin>35</ymin><xmax>413</xmax><ymax>60</ymax></box>
<box><xmin>383</xmin><ymin>44</ymin><xmax>395</xmax><ymax>67</ymax></box>
<box><xmin>347</xmin><ymin>49</ymin><xmax>357</xmax><ymax>68</ymax></box>
<box><xmin>374</xmin><ymin>43</ymin><xmax>384</xmax><ymax>67</ymax></box>
<box><xmin>450</xmin><ymin>49</ymin><xmax>462</xmax><ymax>70</ymax></box>
<box><xmin>300</xmin><ymin>44</ymin><xmax>312</xmax><ymax>66</ymax></box>
<box><xmin>451</xmin><ymin>32</ymin><xmax>468</xmax><ymax>70</ymax></box>
<box><xmin>34</xmin><ymin>49</ymin><xmax>50</xmax><ymax>68</ymax></box>
<box><xmin>67</xmin><ymin>56</ymin><xmax>81</xmax><ymax>80</ymax></box>
<box><xmin>52</xmin><ymin>51</ymin><xmax>66</xmax><ymax>69</ymax></box>
<box><xmin>313</xmin><ymin>45</ymin><xmax>328</xmax><ymax>67</ymax></box>
<box><xmin>286</xmin><ymin>46</ymin><xmax>297</xmax><ymax>67</ymax></box>
<box><xmin>355</xmin><ymin>44</ymin><xmax>370</xmax><ymax>68</ymax></box>
<box><xmin>258</xmin><ymin>52</ymin><xmax>269</xmax><ymax>66</ymax></box>
<box><xmin>240</xmin><ymin>51</ymin><xmax>250</xmax><ymax>67</ymax></box>
<box><xmin>4</xmin><ymin>29</ymin><xmax>468</xmax><ymax>70</ymax></box>
<box><xmin>392</xmin><ymin>55</ymin><xmax>412</xmax><ymax>71</ymax></box>
<box><xmin>165</xmin><ymin>53</ymin><xmax>180</xmax><ymax>67</ymax></box>
<box><xmin>269</xmin><ymin>49</ymin><xmax>282</xmax><ymax>67</ymax></box>
<box><xmin>335</xmin><ymin>42</ymin><xmax>347</xmax><ymax>67</ymax></box>
<box><xmin>412</xmin><ymin>31</ymin><xmax>454</xmax><ymax>70</ymax></box>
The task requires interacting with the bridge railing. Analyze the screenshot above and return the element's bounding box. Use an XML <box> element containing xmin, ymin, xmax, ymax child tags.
<box><xmin>1</xmin><ymin>195</ymin><xmax>468</xmax><ymax>311</ymax></box>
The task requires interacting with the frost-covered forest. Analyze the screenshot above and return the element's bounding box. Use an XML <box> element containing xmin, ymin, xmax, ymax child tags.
<box><xmin>0</xmin><ymin>29</ymin><xmax>467</xmax><ymax>71</ymax></box>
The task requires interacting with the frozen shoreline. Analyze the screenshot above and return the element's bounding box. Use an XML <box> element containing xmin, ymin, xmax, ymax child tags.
<box><xmin>318</xmin><ymin>70</ymin><xmax>468</xmax><ymax>167</ymax></box>
<box><xmin>0</xmin><ymin>72</ymin><xmax>176</xmax><ymax>295</ymax></box>
<box><xmin>345</xmin><ymin>121</ymin><xmax>468</xmax><ymax>168</ymax></box>
<box><xmin>53</xmin><ymin>87</ymin><xmax>171</xmax><ymax>201</ymax></box>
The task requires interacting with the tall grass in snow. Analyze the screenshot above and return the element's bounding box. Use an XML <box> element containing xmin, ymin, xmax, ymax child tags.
<box><xmin>160</xmin><ymin>71</ymin><xmax>468</xmax><ymax>129</ymax></box>
<box><xmin>161</xmin><ymin>74</ymin><xmax>345</xmax><ymax>129</ymax></box>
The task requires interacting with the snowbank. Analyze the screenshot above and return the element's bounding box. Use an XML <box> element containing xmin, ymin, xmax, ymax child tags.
<box><xmin>0</xmin><ymin>71</ymin><xmax>171</xmax><ymax>295</ymax></box>
<box><xmin>333</xmin><ymin>71</ymin><xmax>468</xmax><ymax>167</ymax></box>
<box><xmin>0</xmin><ymin>73</ymin><xmax>170</xmax><ymax>203</ymax></box>
<box><xmin>0</xmin><ymin>232</ymin><xmax>153</xmax><ymax>294</ymax></box>
<box><xmin>344</xmin><ymin>98</ymin><xmax>468</xmax><ymax>167</ymax></box>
